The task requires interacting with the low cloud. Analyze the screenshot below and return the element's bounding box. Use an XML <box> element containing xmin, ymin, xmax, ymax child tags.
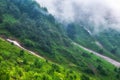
<box><xmin>36</xmin><ymin>0</ymin><xmax>120</xmax><ymax>33</ymax></box>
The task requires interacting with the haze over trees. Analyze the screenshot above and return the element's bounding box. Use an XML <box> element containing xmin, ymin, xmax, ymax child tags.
<box><xmin>0</xmin><ymin>0</ymin><xmax>120</xmax><ymax>80</ymax></box>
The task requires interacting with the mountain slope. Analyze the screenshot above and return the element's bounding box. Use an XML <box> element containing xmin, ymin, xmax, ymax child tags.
<box><xmin>73</xmin><ymin>42</ymin><xmax>120</xmax><ymax>67</ymax></box>
<box><xmin>0</xmin><ymin>0</ymin><xmax>120</xmax><ymax>80</ymax></box>
<box><xmin>95</xmin><ymin>29</ymin><xmax>120</xmax><ymax>58</ymax></box>
<box><xmin>0</xmin><ymin>38</ymin><xmax>84</xmax><ymax>80</ymax></box>
<box><xmin>0</xmin><ymin>37</ymin><xmax>120</xmax><ymax>80</ymax></box>
<box><xmin>66</xmin><ymin>23</ymin><xmax>120</xmax><ymax>62</ymax></box>
<box><xmin>0</xmin><ymin>0</ymin><xmax>71</xmax><ymax>63</ymax></box>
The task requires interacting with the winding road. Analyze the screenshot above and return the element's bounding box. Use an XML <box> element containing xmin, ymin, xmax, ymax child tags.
<box><xmin>73</xmin><ymin>42</ymin><xmax>120</xmax><ymax>67</ymax></box>
<box><xmin>6</xmin><ymin>38</ymin><xmax>120</xmax><ymax>67</ymax></box>
<box><xmin>7</xmin><ymin>39</ymin><xmax>44</xmax><ymax>59</ymax></box>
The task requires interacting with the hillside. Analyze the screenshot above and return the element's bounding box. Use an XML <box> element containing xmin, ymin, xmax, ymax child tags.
<box><xmin>0</xmin><ymin>0</ymin><xmax>120</xmax><ymax>80</ymax></box>
<box><xmin>0</xmin><ymin>37</ymin><xmax>120</xmax><ymax>80</ymax></box>
<box><xmin>66</xmin><ymin>23</ymin><xmax>120</xmax><ymax>62</ymax></box>
<box><xmin>0</xmin><ymin>38</ymin><xmax>83</xmax><ymax>80</ymax></box>
<box><xmin>95</xmin><ymin>29</ymin><xmax>120</xmax><ymax>59</ymax></box>
<box><xmin>0</xmin><ymin>0</ymin><xmax>72</xmax><ymax>63</ymax></box>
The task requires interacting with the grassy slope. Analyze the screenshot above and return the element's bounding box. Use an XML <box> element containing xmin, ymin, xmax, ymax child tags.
<box><xmin>0</xmin><ymin>38</ymin><xmax>83</xmax><ymax>80</ymax></box>
<box><xmin>0</xmin><ymin>38</ymin><xmax>119</xmax><ymax>80</ymax></box>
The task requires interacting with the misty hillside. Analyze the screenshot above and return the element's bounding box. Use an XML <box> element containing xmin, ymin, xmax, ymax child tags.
<box><xmin>1</xmin><ymin>0</ymin><xmax>120</xmax><ymax>80</ymax></box>
<box><xmin>65</xmin><ymin>23</ymin><xmax>120</xmax><ymax>62</ymax></box>
<box><xmin>37</xmin><ymin>0</ymin><xmax>120</xmax><ymax>62</ymax></box>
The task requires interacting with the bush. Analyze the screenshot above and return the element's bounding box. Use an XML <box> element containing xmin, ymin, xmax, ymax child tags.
<box><xmin>81</xmin><ymin>75</ymin><xmax>90</xmax><ymax>80</ymax></box>
<box><xmin>19</xmin><ymin>50</ymin><xmax>24</xmax><ymax>56</ymax></box>
<box><xmin>84</xmin><ymin>68</ymin><xmax>94</xmax><ymax>74</ymax></box>
<box><xmin>82</xmin><ymin>52</ymin><xmax>91</xmax><ymax>58</ymax></box>
<box><xmin>97</xmin><ymin>65</ymin><xmax>108</xmax><ymax>76</ymax></box>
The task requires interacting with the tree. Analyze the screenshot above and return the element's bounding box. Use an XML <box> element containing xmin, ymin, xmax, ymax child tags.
<box><xmin>0</xmin><ymin>56</ymin><xmax>3</xmax><ymax>63</ymax></box>
<box><xmin>34</xmin><ymin>59</ymin><xmax>42</xmax><ymax>68</ymax></box>
<box><xmin>84</xmin><ymin>68</ymin><xmax>94</xmax><ymax>74</ymax></box>
<box><xmin>82</xmin><ymin>52</ymin><xmax>91</xmax><ymax>58</ymax></box>
<box><xmin>0</xmin><ymin>16</ymin><xmax>3</xmax><ymax>23</ymax></box>
<box><xmin>67</xmin><ymin>23</ymin><xmax>76</xmax><ymax>40</ymax></box>
<box><xmin>115</xmin><ymin>68</ymin><xmax>120</xmax><ymax>79</ymax></box>
<box><xmin>81</xmin><ymin>75</ymin><xmax>90</xmax><ymax>80</ymax></box>
<box><xmin>0</xmin><ymin>68</ymin><xmax>10</xmax><ymax>80</ymax></box>
<box><xmin>98</xmin><ymin>49</ymin><xmax>104</xmax><ymax>54</ymax></box>
<box><xmin>42</xmin><ymin>74</ymin><xmax>51</xmax><ymax>80</ymax></box>
<box><xmin>19</xmin><ymin>50</ymin><xmax>24</xmax><ymax>56</ymax></box>
<box><xmin>97</xmin><ymin>65</ymin><xmax>108</xmax><ymax>76</ymax></box>
<box><xmin>111</xmin><ymin>47</ymin><xmax>117</xmax><ymax>54</ymax></box>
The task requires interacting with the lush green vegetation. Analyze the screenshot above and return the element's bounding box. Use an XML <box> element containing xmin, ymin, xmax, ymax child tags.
<box><xmin>0</xmin><ymin>38</ymin><xmax>84</xmax><ymax>80</ymax></box>
<box><xmin>0</xmin><ymin>0</ymin><xmax>70</xmax><ymax>62</ymax></box>
<box><xmin>0</xmin><ymin>37</ymin><xmax>120</xmax><ymax>80</ymax></box>
<box><xmin>95</xmin><ymin>29</ymin><xmax>120</xmax><ymax>58</ymax></box>
<box><xmin>66</xmin><ymin>23</ymin><xmax>99</xmax><ymax>50</ymax></box>
<box><xmin>66</xmin><ymin>23</ymin><xmax>120</xmax><ymax>62</ymax></box>
<box><xmin>0</xmin><ymin>0</ymin><xmax>120</xmax><ymax>80</ymax></box>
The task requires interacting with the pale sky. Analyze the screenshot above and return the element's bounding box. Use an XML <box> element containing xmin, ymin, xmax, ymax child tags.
<box><xmin>36</xmin><ymin>0</ymin><xmax>120</xmax><ymax>32</ymax></box>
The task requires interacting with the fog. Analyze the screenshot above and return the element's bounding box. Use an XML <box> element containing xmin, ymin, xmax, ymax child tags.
<box><xmin>36</xmin><ymin>0</ymin><xmax>120</xmax><ymax>33</ymax></box>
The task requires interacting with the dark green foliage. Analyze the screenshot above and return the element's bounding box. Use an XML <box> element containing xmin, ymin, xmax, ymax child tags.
<box><xmin>82</xmin><ymin>52</ymin><xmax>91</xmax><ymax>58</ymax></box>
<box><xmin>95</xmin><ymin>29</ymin><xmax>120</xmax><ymax>60</ymax></box>
<box><xmin>0</xmin><ymin>16</ymin><xmax>3</xmax><ymax>23</ymax></box>
<box><xmin>97</xmin><ymin>65</ymin><xmax>108</xmax><ymax>76</ymax></box>
<box><xmin>98</xmin><ymin>49</ymin><xmax>104</xmax><ymax>54</ymax></box>
<box><xmin>23</xmin><ymin>39</ymin><xmax>35</xmax><ymax>48</ymax></box>
<box><xmin>0</xmin><ymin>69</ymin><xmax>10</xmax><ymax>80</ymax></box>
<box><xmin>96</xmin><ymin>59</ymin><xmax>102</xmax><ymax>63</ymax></box>
<box><xmin>0</xmin><ymin>56</ymin><xmax>3</xmax><ymax>63</ymax></box>
<box><xmin>34</xmin><ymin>59</ymin><xmax>42</xmax><ymax>68</ymax></box>
<box><xmin>111</xmin><ymin>47</ymin><xmax>117</xmax><ymax>54</ymax></box>
<box><xmin>84</xmin><ymin>68</ymin><xmax>94</xmax><ymax>75</ymax></box>
<box><xmin>81</xmin><ymin>75</ymin><xmax>90</xmax><ymax>80</ymax></box>
<box><xmin>66</xmin><ymin>23</ymin><xmax>101</xmax><ymax>52</ymax></box>
<box><xmin>67</xmin><ymin>23</ymin><xmax>76</xmax><ymax>40</ymax></box>
<box><xmin>19</xmin><ymin>50</ymin><xmax>24</xmax><ymax>56</ymax></box>
<box><xmin>115</xmin><ymin>68</ymin><xmax>120</xmax><ymax>79</ymax></box>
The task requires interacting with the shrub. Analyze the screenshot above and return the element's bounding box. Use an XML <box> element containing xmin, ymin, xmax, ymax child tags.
<box><xmin>81</xmin><ymin>75</ymin><xmax>90</xmax><ymax>80</ymax></box>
